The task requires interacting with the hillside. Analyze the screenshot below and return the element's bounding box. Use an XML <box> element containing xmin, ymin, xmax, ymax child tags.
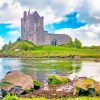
<box><xmin>1</xmin><ymin>40</ymin><xmax>100</xmax><ymax>58</ymax></box>
<box><xmin>2</xmin><ymin>40</ymin><xmax>37</xmax><ymax>51</ymax></box>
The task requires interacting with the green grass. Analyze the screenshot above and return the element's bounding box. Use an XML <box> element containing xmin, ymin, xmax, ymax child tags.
<box><xmin>18</xmin><ymin>97</ymin><xmax>100</xmax><ymax>100</ymax></box>
<box><xmin>1</xmin><ymin>41</ymin><xmax>100</xmax><ymax>58</ymax></box>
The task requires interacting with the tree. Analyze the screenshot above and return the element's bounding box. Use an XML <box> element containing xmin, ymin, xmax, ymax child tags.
<box><xmin>9</xmin><ymin>40</ymin><xmax>11</xmax><ymax>45</ymax></box>
<box><xmin>67</xmin><ymin>38</ymin><xmax>75</xmax><ymax>47</ymax></box>
<box><xmin>74</xmin><ymin>38</ymin><xmax>82</xmax><ymax>48</ymax></box>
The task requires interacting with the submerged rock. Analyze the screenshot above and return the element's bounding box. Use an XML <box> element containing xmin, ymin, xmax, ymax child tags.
<box><xmin>1</xmin><ymin>71</ymin><xmax>33</xmax><ymax>95</ymax></box>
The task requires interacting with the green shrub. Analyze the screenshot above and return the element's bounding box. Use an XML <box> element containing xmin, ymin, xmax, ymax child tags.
<box><xmin>2</xmin><ymin>93</ymin><xmax>17</xmax><ymax>100</ymax></box>
<box><xmin>48</xmin><ymin>75</ymin><xmax>70</xmax><ymax>85</ymax></box>
<box><xmin>33</xmin><ymin>80</ymin><xmax>41</xmax><ymax>90</ymax></box>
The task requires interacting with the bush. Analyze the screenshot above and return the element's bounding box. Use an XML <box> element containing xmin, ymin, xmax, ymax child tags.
<box><xmin>48</xmin><ymin>75</ymin><xmax>70</xmax><ymax>85</ymax></box>
<box><xmin>33</xmin><ymin>80</ymin><xmax>41</xmax><ymax>90</ymax></box>
<box><xmin>2</xmin><ymin>93</ymin><xmax>17</xmax><ymax>100</ymax></box>
<box><xmin>74</xmin><ymin>38</ymin><xmax>82</xmax><ymax>48</ymax></box>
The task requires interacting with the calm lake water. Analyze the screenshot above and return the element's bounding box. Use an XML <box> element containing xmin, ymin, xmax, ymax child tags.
<box><xmin>0</xmin><ymin>58</ymin><xmax>100</xmax><ymax>82</ymax></box>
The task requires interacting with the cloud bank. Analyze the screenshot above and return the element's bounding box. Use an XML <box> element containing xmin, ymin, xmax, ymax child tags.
<box><xmin>0</xmin><ymin>0</ymin><xmax>100</xmax><ymax>46</ymax></box>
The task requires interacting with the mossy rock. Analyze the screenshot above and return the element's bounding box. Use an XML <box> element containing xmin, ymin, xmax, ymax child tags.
<box><xmin>94</xmin><ymin>83</ymin><xmax>100</xmax><ymax>96</ymax></box>
<box><xmin>48</xmin><ymin>75</ymin><xmax>70</xmax><ymax>85</ymax></box>
<box><xmin>73</xmin><ymin>78</ymin><xmax>97</xmax><ymax>96</ymax></box>
<box><xmin>0</xmin><ymin>82</ymin><xmax>12</xmax><ymax>88</ymax></box>
<box><xmin>33</xmin><ymin>80</ymin><xmax>41</xmax><ymax>90</ymax></box>
<box><xmin>83</xmin><ymin>78</ymin><xmax>95</xmax><ymax>84</ymax></box>
<box><xmin>74</xmin><ymin>78</ymin><xmax>95</xmax><ymax>90</ymax></box>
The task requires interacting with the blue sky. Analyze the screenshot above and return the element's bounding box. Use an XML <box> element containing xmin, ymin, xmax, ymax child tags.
<box><xmin>0</xmin><ymin>0</ymin><xmax>100</xmax><ymax>49</ymax></box>
<box><xmin>45</xmin><ymin>12</ymin><xmax>86</xmax><ymax>33</ymax></box>
<box><xmin>0</xmin><ymin>12</ymin><xmax>86</xmax><ymax>43</ymax></box>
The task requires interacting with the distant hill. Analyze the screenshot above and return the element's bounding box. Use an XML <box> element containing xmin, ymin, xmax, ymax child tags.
<box><xmin>2</xmin><ymin>40</ymin><xmax>37</xmax><ymax>51</ymax></box>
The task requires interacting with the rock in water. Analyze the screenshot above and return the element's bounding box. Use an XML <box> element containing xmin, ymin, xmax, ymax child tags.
<box><xmin>1</xmin><ymin>71</ymin><xmax>33</xmax><ymax>91</ymax></box>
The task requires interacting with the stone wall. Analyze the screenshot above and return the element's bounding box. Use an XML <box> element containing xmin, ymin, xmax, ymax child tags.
<box><xmin>45</xmin><ymin>33</ymin><xmax>70</xmax><ymax>45</ymax></box>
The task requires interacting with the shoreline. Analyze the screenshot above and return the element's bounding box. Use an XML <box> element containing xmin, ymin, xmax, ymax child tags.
<box><xmin>0</xmin><ymin>56</ymin><xmax>100</xmax><ymax>62</ymax></box>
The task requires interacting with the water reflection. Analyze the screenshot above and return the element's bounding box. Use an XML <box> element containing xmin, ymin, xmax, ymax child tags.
<box><xmin>72</xmin><ymin>61</ymin><xmax>100</xmax><ymax>82</ymax></box>
<box><xmin>0</xmin><ymin>58</ymin><xmax>100</xmax><ymax>82</ymax></box>
<box><xmin>21</xmin><ymin>59</ymin><xmax>81</xmax><ymax>81</ymax></box>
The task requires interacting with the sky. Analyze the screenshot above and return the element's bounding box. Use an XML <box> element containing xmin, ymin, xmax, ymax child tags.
<box><xmin>0</xmin><ymin>0</ymin><xmax>100</xmax><ymax>49</ymax></box>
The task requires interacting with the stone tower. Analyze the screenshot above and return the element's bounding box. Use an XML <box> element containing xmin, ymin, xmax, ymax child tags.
<box><xmin>21</xmin><ymin>10</ymin><xmax>45</xmax><ymax>45</ymax></box>
<box><xmin>21</xmin><ymin>10</ymin><xmax>71</xmax><ymax>45</ymax></box>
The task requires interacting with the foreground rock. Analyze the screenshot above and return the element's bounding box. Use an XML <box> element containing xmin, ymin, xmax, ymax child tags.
<box><xmin>0</xmin><ymin>71</ymin><xmax>33</xmax><ymax>95</ymax></box>
<box><xmin>73</xmin><ymin>77</ymin><xmax>100</xmax><ymax>96</ymax></box>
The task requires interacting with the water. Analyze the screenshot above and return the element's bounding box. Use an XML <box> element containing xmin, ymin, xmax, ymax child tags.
<box><xmin>0</xmin><ymin>58</ymin><xmax>100</xmax><ymax>82</ymax></box>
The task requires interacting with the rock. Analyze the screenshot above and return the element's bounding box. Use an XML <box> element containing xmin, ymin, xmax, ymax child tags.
<box><xmin>73</xmin><ymin>78</ymin><xmax>96</xmax><ymax>96</ymax></box>
<box><xmin>9</xmin><ymin>86</ymin><xmax>24</xmax><ymax>95</ymax></box>
<box><xmin>1</xmin><ymin>71</ymin><xmax>33</xmax><ymax>92</ymax></box>
<box><xmin>1</xmin><ymin>89</ymin><xmax>7</xmax><ymax>97</ymax></box>
<box><xmin>95</xmin><ymin>59</ymin><xmax>100</xmax><ymax>62</ymax></box>
<box><xmin>48</xmin><ymin>75</ymin><xmax>70</xmax><ymax>85</ymax></box>
<box><xmin>73</xmin><ymin>56</ymin><xmax>80</xmax><ymax>60</ymax></box>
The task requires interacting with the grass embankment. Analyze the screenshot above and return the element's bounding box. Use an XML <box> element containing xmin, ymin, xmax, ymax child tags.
<box><xmin>17</xmin><ymin>97</ymin><xmax>100</xmax><ymax>100</ymax></box>
<box><xmin>1</xmin><ymin>41</ymin><xmax>100</xmax><ymax>58</ymax></box>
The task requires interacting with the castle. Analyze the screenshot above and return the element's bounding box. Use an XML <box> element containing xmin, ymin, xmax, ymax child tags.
<box><xmin>21</xmin><ymin>10</ymin><xmax>71</xmax><ymax>45</ymax></box>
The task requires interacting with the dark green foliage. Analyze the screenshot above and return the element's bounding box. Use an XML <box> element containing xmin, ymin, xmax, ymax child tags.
<box><xmin>33</xmin><ymin>80</ymin><xmax>41</xmax><ymax>90</ymax></box>
<box><xmin>64</xmin><ymin>38</ymin><xmax>82</xmax><ymax>48</ymax></box>
<box><xmin>66</xmin><ymin>38</ymin><xmax>75</xmax><ymax>48</ymax></box>
<box><xmin>74</xmin><ymin>38</ymin><xmax>82</xmax><ymax>48</ymax></box>
<box><xmin>77</xmin><ymin>88</ymin><xmax>95</xmax><ymax>96</ymax></box>
<box><xmin>2</xmin><ymin>93</ymin><xmax>17</xmax><ymax>100</ymax></box>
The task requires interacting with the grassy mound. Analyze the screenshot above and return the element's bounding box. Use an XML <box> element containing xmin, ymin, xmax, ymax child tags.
<box><xmin>2</xmin><ymin>40</ymin><xmax>37</xmax><ymax>51</ymax></box>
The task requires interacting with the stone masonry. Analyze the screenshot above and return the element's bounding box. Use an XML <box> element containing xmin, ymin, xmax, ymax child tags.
<box><xmin>21</xmin><ymin>10</ymin><xmax>71</xmax><ymax>45</ymax></box>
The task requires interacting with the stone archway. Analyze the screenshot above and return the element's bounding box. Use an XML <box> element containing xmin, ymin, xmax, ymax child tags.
<box><xmin>51</xmin><ymin>39</ymin><xmax>57</xmax><ymax>46</ymax></box>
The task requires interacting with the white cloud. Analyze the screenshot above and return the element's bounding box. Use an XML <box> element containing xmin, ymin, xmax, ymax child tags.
<box><xmin>77</xmin><ymin>0</ymin><xmax>100</xmax><ymax>24</ymax></box>
<box><xmin>0</xmin><ymin>36</ymin><xmax>5</xmax><ymax>50</ymax></box>
<box><xmin>55</xmin><ymin>24</ymin><xmax>100</xmax><ymax>46</ymax></box>
<box><xmin>0</xmin><ymin>0</ymin><xmax>100</xmax><ymax>46</ymax></box>
<box><xmin>0</xmin><ymin>0</ymin><xmax>84</xmax><ymax>26</ymax></box>
<box><xmin>0</xmin><ymin>0</ymin><xmax>100</xmax><ymax>26</ymax></box>
<box><xmin>8</xmin><ymin>30</ymin><xmax>19</xmax><ymax>36</ymax></box>
<box><xmin>0</xmin><ymin>0</ymin><xmax>25</xmax><ymax>28</ymax></box>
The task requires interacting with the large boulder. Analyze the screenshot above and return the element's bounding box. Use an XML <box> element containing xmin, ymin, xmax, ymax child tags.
<box><xmin>73</xmin><ymin>78</ymin><xmax>96</xmax><ymax>96</ymax></box>
<box><xmin>0</xmin><ymin>71</ymin><xmax>33</xmax><ymax>92</ymax></box>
